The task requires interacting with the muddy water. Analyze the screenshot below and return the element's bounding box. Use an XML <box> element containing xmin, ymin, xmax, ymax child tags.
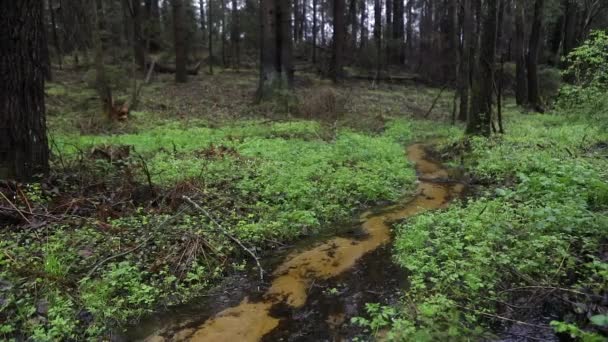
<box><xmin>139</xmin><ymin>143</ymin><xmax>463</xmax><ymax>342</ymax></box>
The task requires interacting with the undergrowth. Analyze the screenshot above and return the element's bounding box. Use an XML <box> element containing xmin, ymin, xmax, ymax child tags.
<box><xmin>1</xmin><ymin>113</ymin><xmax>442</xmax><ymax>339</ymax></box>
<box><xmin>353</xmin><ymin>108</ymin><xmax>608</xmax><ymax>341</ymax></box>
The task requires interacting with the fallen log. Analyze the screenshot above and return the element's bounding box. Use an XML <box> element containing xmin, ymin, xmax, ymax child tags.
<box><xmin>146</xmin><ymin>60</ymin><xmax>202</xmax><ymax>75</ymax></box>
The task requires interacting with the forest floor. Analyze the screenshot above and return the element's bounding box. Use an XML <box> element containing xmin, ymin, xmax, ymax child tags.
<box><xmin>1</xmin><ymin>67</ymin><xmax>607</xmax><ymax>341</ymax></box>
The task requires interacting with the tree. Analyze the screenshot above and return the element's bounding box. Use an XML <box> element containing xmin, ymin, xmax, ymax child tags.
<box><xmin>172</xmin><ymin>0</ymin><xmax>188</xmax><ymax>82</ymax></box>
<box><xmin>514</xmin><ymin>0</ymin><xmax>527</xmax><ymax>105</ymax></box>
<box><xmin>467</xmin><ymin>0</ymin><xmax>498</xmax><ymax>135</ymax></box>
<box><xmin>231</xmin><ymin>0</ymin><xmax>240</xmax><ymax>69</ymax></box>
<box><xmin>458</xmin><ymin>0</ymin><xmax>474</xmax><ymax>122</ymax></box>
<box><xmin>257</xmin><ymin>0</ymin><xmax>293</xmax><ymax>99</ymax></box>
<box><xmin>0</xmin><ymin>0</ymin><xmax>50</xmax><ymax>180</ymax></box>
<box><xmin>393</xmin><ymin>0</ymin><xmax>405</xmax><ymax>64</ymax></box>
<box><xmin>331</xmin><ymin>0</ymin><xmax>346</xmax><ymax>82</ymax></box>
<box><xmin>527</xmin><ymin>0</ymin><xmax>545</xmax><ymax>112</ymax></box>
<box><xmin>374</xmin><ymin>0</ymin><xmax>382</xmax><ymax>78</ymax></box>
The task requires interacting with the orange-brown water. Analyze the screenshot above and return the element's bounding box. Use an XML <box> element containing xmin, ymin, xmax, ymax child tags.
<box><xmin>146</xmin><ymin>143</ymin><xmax>463</xmax><ymax>342</ymax></box>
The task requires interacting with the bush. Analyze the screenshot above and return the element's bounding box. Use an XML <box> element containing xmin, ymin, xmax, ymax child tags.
<box><xmin>557</xmin><ymin>30</ymin><xmax>608</xmax><ymax>116</ymax></box>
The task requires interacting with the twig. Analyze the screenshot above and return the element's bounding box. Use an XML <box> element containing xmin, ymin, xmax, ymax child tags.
<box><xmin>424</xmin><ymin>85</ymin><xmax>448</xmax><ymax>118</ymax></box>
<box><xmin>457</xmin><ymin>304</ymin><xmax>553</xmax><ymax>330</ymax></box>
<box><xmin>182</xmin><ymin>196</ymin><xmax>265</xmax><ymax>281</ymax></box>
<box><xmin>0</xmin><ymin>191</ymin><xmax>31</xmax><ymax>225</ymax></box>
<box><xmin>499</xmin><ymin>286</ymin><xmax>593</xmax><ymax>297</ymax></box>
<box><xmin>84</xmin><ymin>236</ymin><xmax>153</xmax><ymax>279</ymax></box>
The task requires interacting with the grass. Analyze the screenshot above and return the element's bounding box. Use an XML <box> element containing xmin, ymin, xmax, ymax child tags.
<box><xmin>353</xmin><ymin>107</ymin><xmax>608</xmax><ymax>341</ymax></box>
<box><xmin>2</xmin><ymin>67</ymin><xmax>462</xmax><ymax>340</ymax></box>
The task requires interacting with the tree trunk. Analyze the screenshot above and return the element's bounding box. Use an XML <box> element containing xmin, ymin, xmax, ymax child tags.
<box><xmin>458</xmin><ymin>0</ymin><xmax>473</xmax><ymax>121</ymax></box>
<box><xmin>49</xmin><ymin>0</ymin><xmax>63</xmax><ymax>68</ymax></box>
<box><xmin>467</xmin><ymin>0</ymin><xmax>497</xmax><ymax>136</ymax></box>
<box><xmin>221</xmin><ymin>0</ymin><xmax>227</xmax><ymax>67</ymax></box>
<box><xmin>199</xmin><ymin>0</ymin><xmax>206</xmax><ymax>43</ymax></box>
<box><xmin>208</xmin><ymin>0</ymin><xmax>214</xmax><ymax>73</ymax></box>
<box><xmin>374</xmin><ymin>0</ymin><xmax>382</xmax><ymax>79</ymax></box>
<box><xmin>0</xmin><ymin>0</ymin><xmax>50</xmax><ymax>180</ymax></box>
<box><xmin>321</xmin><ymin>0</ymin><xmax>326</xmax><ymax>46</ymax></box>
<box><xmin>127</xmin><ymin>0</ymin><xmax>146</xmax><ymax>68</ymax></box>
<box><xmin>258</xmin><ymin>0</ymin><xmax>292</xmax><ymax>100</ymax></box>
<box><xmin>514</xmin><ymin>0</ymin><xmax>527</xmax><ymax>105</ymax></box>
<box><xmin>527</xmin><ymin>0</ymin><xmax>544</xmax><ymax>112</ymax></box>
<box><xmin>405</xmin><ymin>0</ymin><xmax>412</xmax><ymax>62</ymax></box>
<box><xmin>393</xmin><ymin>0</ymin><xmax>405</xmax><ymax>64</ymax></box>
<box><xmin>360</xmin><ymin>0</ymin><xmax>368</xmax><ymax>49</ymax></box>
<box><xmin>386</xmin><ymin>0</ymin><xmax>393</xmax><ymax>64</ymax></box>
<box><xmin>172</xmin><ymin>0</ymin><xmax>187</xmax><ymax>82</ymax></box>
<box><xmin>331</xmin><ymin>0</ymin><xmax>346</xmax><ymax>82</ymax></box>
<box><xmin>231</xmin><ymin>0</ymin><xmax>240</xmax><ymax>69</ymax></box>
<box><xmin>93</xmin><ymin>0</ymin><xmax>113</xmax><ymax>118</ymax></box>
<box><xmin>313</xmin><ymin>0</ymin><xmax>318</xmax><ymax>63</ymax></box>
<box><xmin>348</xmin><ymin>0</ymin><xmax>358</xmax><ymax>52</ymax></box>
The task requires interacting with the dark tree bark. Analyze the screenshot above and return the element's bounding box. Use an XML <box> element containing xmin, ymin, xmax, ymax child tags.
<box><xmin>258</xmin><ymin>0</ymin><xmax>293</xmax><ymax>100</ymax></box>
<box><xmin>386</xmin><ymin>0</ymin><xmax>393</xmax><ymax>63</ymax></box>
<box><xmin>172</xmin><ymin>0</ymin><xmax>188</xmax><ymax>82</ymax></box>
<box><xmin>331</xmin><ymin>0</ymin><xmax>346</xmax><ymax>82</ymax></box>
<box><xmin>221</xmin><ymin>0</ymin><xmax>227</xmax><ymax>67</ymax></box>
<box><xmin>360</xmin><ymin>0</ymin><xmax>368</xmax><ymax>49</ymax></box>
<box><xmin>393</xmin><ymin>0</ymin><xmax>405</xmax><ymax>64</ymax></box>
<box><xmin>48</xmin><ymin>0</ymin><xmax>63</xmax><ymax>68</ymax></box>
<box><xmin>374</xmin><ymin>0</ymin><xmax>382</xmax><ymax>78</ymax></box>
<box><xmin>124</xmin><ymin>0</ymin><xmax>146</xmax><ymax>68</ymax></box>
<box><xmin>405</xmin><ymin>0</ymin><xmax>413</xmax><ymax>61</ymax></box>
<box><xmin>144</xmin><ymin>0</ymin><xmax>162</xmax><ymax>51</ymax></box>
<box><xmin>313</xmin><ymin>0</ymin><xmax>318</xmax><ymax>63</ymax></box>
<box><xmin>231</xmin><ymin>0</ymin><xmax>240</xmax><ymax>69</ymax></box>
<box><xmin>514</xmin><ymin>0</ymin><xmax>527</xmax><ymax>105</ymax></box>
<box><xmin>527</xmin><ymin>0</ymin><xmax>544</xmax><ymax>112</ymax></box>
<box><xmin>321</xmin><ymin>0</ymin><xmax>326</xmax><ymax>46</ymax></box>
<box><xmin>199</xmin><ymin>0</ymin><xmax>206</xmax><ymax>39</ymax></box>
<box><xmin>348</xmin><ymin>0</ymin><xmax>358</xmax><ymax>52</ymax></box>
<box><xmin>467</xmin><ymin>0</ymin><xmax>498</xmax><ymax>136</ymax></box>
<box><xmin>458</xmin><ymin>0</ymin><xmax>473</xmax><ymax>121</ymax></box>
<box><xmin>209</xmin><ymin>0</ymin><xmax>214</xmax><ymax>74</ymax></box>
<box><xmin>0</xmin><ymin>0</ymin><xmax>50</xmax><ymax>180</ymax></box>
<box><xmin>93</xmin><ymin>0</ymin><xmax>113</xmax><ymax>118</ymax></box>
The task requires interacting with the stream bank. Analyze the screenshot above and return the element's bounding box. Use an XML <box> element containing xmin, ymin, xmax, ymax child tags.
<box><xmin>132</xmin><ymin>143</ymin><xmax>464</xmax><ymax>341</ymax></box>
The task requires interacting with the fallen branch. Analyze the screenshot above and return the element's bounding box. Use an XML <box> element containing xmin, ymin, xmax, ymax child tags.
<box><xmin>182</xmin><ymin>196</ymin><xmax>265</xmax><ymax>281</ymax></box>
<box><xmin>0</xmin><ymin>191</ymin><xmax>31</xmax><ymax>225</ymax></box>
<box><xmin>147</xmin><ymin>60</ymin><xmax>202</xmax><ymax>75</ymax></box>
<box><xmin>424</xmin><ymin>85</ymin><xmax>448</xmax><ymax>118</ymax></box>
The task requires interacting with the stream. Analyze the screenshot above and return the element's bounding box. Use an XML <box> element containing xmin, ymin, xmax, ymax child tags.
<box><xmin>130</xmin><ymin>143</ymin><xmax>464</xmax><ymax>342</ymax></box>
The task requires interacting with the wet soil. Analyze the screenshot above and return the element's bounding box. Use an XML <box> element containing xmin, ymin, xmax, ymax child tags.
<box><xmin>128</xmin><ymin>143</ymin><xmax>465</xmax><ymax>342</ymax></box>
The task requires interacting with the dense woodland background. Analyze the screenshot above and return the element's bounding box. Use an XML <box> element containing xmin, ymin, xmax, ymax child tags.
<box><xmin>1</xmin><ymin>0</ymin><xmax>608</xmax><ymax>341</ymax></box>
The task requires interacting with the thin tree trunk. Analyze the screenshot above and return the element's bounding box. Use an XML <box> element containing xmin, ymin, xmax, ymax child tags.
<box><xmin>360</xmin><ymin>0</ymin><xmax>368</xmax><ymax>49</ymax></box>
<box><xmin>172</xmin><ymin>0</ymin><xmax>187</xmax><ymax>82</ymax></box>
<box><xmin>199</xmin><ymin>0</ymin><xmax>206</xmax><ymax>44</ymax></box>
<box><xmin>386</xmin><ymin>0</ymin><xmax>393</xmax><ymax>64</ymax></box>
<box><xmin>331</xmin><ymin>0</ymin><xmax>345</xmax><ymax>82</ymax></box>
<box><xmin>93</xmin><ymin>0</ymin><xmax>113</xmax><ymax>118</ymax></box>
<box><xmin>458</xmin><ymin>0</ymin><xmax>473</xmax><ymax>121</ymax></box>
<box><xmin>209</xmin><ymin>0</ymin><xmax>214</xmax><ymax>73</ymax></box>
<box><xmin>321</xmin><ymin>0</ymin><xmax>326</xmax><ymax>46</ymax></box>
<box><xmin>0</xmin><ymin>0</ymin><xmax>50</xmax><ymax>180</ymax></box>
<box><xmin>405</xmin><ymin>0</ymin><xmax>412</xmax><ymax>62</ymax></box>
<box><xmin>313</xmin><ymin>0</ymin><xmax>318</xmax><ymax>63</ymax></box>
<box><xmin>467</xmin><ymin>0</ymin><xmax>497</xmax><ymax>135</ymax></box>
<box><xmin>393</xmin><ymin>0</ymin><xmax>405</xmax><ymax>64</ymax></box>
<box><xmin>527</xmin><ymin>0</ymin><xmax>544</xmax><ymax>112</ymax></box>
<box><xmin>221</xmin><ymin>0</ymin><xmax>227</xmax><ymax>67</ymax></box>
<box><xmin>514</xmin><ymin>0</ymin><xmax>527</xmax><ymax>105</ymax></box>
<box><xmin>49</xmin><ymin>0</ymin><xmax>63</xmax><ymax>68</ymax></box>
<box><xmin>374</xmin><ymin>0</ymin><xmax>382</xmax><ymax>80</ymax></box>
<box><xmin>231</xmin><ymin>0</ymin><xmax>240</xmax><ymax>69</ymax></box>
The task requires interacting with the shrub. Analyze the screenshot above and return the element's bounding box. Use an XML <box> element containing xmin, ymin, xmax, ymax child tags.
<box><xmin>297</xmin><ymin>87</ymin><xmax>345</xmax><ymax>121</ymax></box>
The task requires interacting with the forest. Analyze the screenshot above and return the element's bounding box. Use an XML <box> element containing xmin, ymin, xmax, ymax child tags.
<box><xmin>1</xmin><ymin>0</ymin><xmax>607</xmax><ymax>341</ymax></box>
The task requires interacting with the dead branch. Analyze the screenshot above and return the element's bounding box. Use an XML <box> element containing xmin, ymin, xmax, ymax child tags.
<box><xmin>147</xmin><ymin>60</ymin><xmax>202</xmax><ymax>75</ymax></box>
<box><xmin>182</xmin><ymin>195</ymin><xmax>265</xmax><ymax>281</ymax></box>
